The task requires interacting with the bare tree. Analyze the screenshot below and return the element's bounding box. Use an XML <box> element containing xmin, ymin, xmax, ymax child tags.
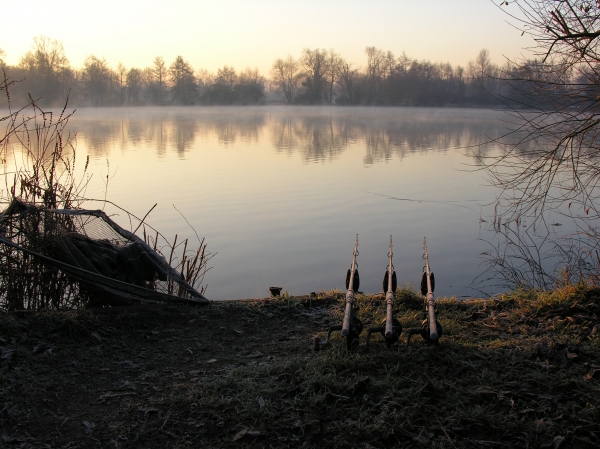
<box><xmin>486</xmin><ymin>1</ymin><xmax>600</xmax><ymax>221</ymax></box>
<box><xmin>299</xmin><ymin>48</ymin><xmax>328</xmax><ymax>104</ymax></box>
<box><xmin>474</xmin><ymin>0</ymin><xmax>600</xmax><ymax>288</ymax></box>
<box><xmin>19</xmin><ymin>36</ymin><xmax>71</xmax><ymax>105</ymax></box>
<box><xmin>467</xmin><ymin>49</ymin><xmax>499</xmax><ymax>103</ymax></box>
<box><xmin>196</xmin><ymin>69</ymin><xmax>215</xmax><ymax>94</ymax></box>
<box><xmin>236</xmin><ymin>67</ymin><xmax>266</xmax><ymax>104</ymax></box>
<box><xmin>0</xmin><ymin>48</ymin><xmax>5</xmax><ymax>67</ymax></box>
<box><xmin>270</xmin><ymin>55</ymin><xmax>299</xmax><ymax>103</ymax></box>
<box><xmin>117</xmin><ymin>63</ymin><xmax>127</xmax><ymax>105</ymax></box>
<box><xmin>169</xmin><ymin>56</ymin><xmax>196</xmax><ymax>105</ymax></box>
<box><xmin>81</xmin><ymin>55</ymin><xmax>114</xmax><ymax>106</ymax></box>
<box><xmin>324</xmin><ymin>50</ymin><xmax>343</xmax><ymax>104</ymax></box>
<box><xmin>365</xmin><ymin>46</ymin><xmax>386</xmax><ymax>103</ymax></box>
<box><xmin>152</xmin><ymin>56</ymin><xmax>167</xmax><ymax>105</ymax></box>
<box><xmin>337</xmin><ymin>61</ymin><xmax>362</xmax><ymax>104</ymax></box>
<box><xmin>126</xmin><ymin>68</ymin><xmax>144</xmax><ymax>105</ymax></box>
<box><xmin>215</xmin><ymin>66</ymin><xmax>237</xmax><ymax>88</ymax></box>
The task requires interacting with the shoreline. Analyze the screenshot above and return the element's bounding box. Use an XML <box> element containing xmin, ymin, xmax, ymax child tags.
<box><xmin>1</xmin><ymin>286</ymin><xmax>599</xmax><ymax>447</ymax></box>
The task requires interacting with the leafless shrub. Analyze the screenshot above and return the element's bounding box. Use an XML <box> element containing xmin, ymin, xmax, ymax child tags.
<box><xmin>473</xmin><ymin>1</ymin><xmax>600</xmax><ymax>290</ymax></box>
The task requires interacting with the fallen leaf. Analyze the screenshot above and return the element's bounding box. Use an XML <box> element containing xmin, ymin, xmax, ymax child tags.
<box><xmin>232</xmin><ymin>427</ymin><xmax>247</xmax><ymax>442</ymax></box>
<box><xmin>1</xmin><ymin>349</ymin><xmax>15</xmax><ymax>360</ymax></box>
<box><xmin>83</xmin><ymin>421</ymin><xmax>96</xmax><ymax>434</ymax></box>
<box><xmin>258</xmin><ymin>396</ymin><xmax>265</xmax><ymax>408</ymax></box>
<box><xmin>207</xmin><ymin>359</ymin><xmax>217</xmax><ymax>364</ymax></box>
<box><xmin>91</xmin><ymin>332</ymin><xmax>102</xmax><ymax>342</ymax></box>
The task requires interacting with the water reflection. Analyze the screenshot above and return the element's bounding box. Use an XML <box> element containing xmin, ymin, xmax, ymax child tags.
<box><xmin>22</xmin><ymin>106</ymin><xmax>524</xmax><ymax>300</ymax></box>
<box><xmin>66</xmin><ymin>107</ymin><xmax>507</xmax><ymax>163</ymax></box>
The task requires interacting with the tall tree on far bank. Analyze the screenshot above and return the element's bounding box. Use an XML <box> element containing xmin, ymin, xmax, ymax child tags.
<box><xmin>468</xmin><ymin>48</ymin><xmax>498</xmax><ymax>104</ymax></box>
<box><xmin>235</xmin><ymin>68</ymin><xmax>265</xmax><ymax>104</ymax></box>
<box><xmin>152</xmin><ymin>56</ymin><xmax>167</xmax><ymax>105</ymax></box>
<box><xmin>365</xmin><ymin>46</ymin><xmax>386</xmax><ymax>104</ymax></box>
<box><xmin>324</xmin><ymin>50</ymin><xmax>343</xmax><ymax>104</ymax></box>
<box><xmin>336</xmin><ymin>61</ymin><xmax>362</xmax><ymax>105</ymax></box>
<box><xmin>204</xmin><ymin>66</ymin><xmax>237</xmax><ymax>104</ymax></box>
<box><xmin>19</xmin><ymin>36</ymin><xmax>71</xmax><ymax>105</ymax></box>
<box><xmin>126</xmin><ymin>68</ymin><xmax>144</xmax><ymax>105</ymax></box>
<box><xmin>169</xmin><ymin>56</ymin><xmax>196</xmax><ymax>105</ymax></box>
<box><xmin>271</xmin><ymin>55</ymin><xmax>299</xmax><ymax>103</ymax></box>
<box><xmin>117</xmin><ymin>63</ymin><xmax>127</xmax><ymax>106</ymax></box>
<box><xmin>298</xmin><ymin>48</ymin><xmax>328</xmax><ymax>104</ymax></box>
<box><xmin>81</xmin><ymin>55</ymin><xmax>114</xmax><ymax>106</ymax></box>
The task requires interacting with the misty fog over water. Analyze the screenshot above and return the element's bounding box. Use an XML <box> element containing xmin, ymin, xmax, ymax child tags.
<box><xmin>47</xmin><ymin>106</ymin><xmax>516</xmax><ymax>299</ymax></box>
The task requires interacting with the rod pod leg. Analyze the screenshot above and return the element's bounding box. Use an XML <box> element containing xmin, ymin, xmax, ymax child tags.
<box><xmin>313</xmin><ymin>324</ymin><xmax>342</xmax><ymax>351</ymax></box>
<box><xmin>345</xmin><ymin>308</ymin><xmax>363</xmax><ymax>350</ymax></box>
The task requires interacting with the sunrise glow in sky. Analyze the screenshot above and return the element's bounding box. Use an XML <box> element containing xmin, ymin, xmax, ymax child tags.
<box><xmin>1</xmin><ymin>0</ymin><xmax>532</xmax><ymax>75</ymax></box>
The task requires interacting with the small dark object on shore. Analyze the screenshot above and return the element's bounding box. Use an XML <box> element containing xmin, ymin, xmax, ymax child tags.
<box><xmin>269</xmin><ymin>287</ymin><xmax>282</xmax><ymax>297</ymax></box>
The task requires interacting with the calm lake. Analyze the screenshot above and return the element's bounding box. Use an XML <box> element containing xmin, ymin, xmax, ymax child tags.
<box><xmin>56</xmin><ymin>106</ymin><xmax>517</xmax><ymax>299</ymax></box>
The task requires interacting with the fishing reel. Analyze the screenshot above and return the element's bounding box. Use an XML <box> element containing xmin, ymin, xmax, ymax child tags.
<box><xmin>313</xmin><ymin>304</ymin><xmax>363</xmax><ymax>350</ymax></box>
<box><xmin>365</xmin><ymin>312</ymin><xmax>402</xmax><ymax>348</ymax></box>
<box><xmin>406</xmin><ymin>315</ymin><xmax>443</xmax><ymax>346</ymax></box>
<box><xmin>344</xmin><ymin>301</ymin><xmax>364</xmax><ymax>350</ymax></box>
<box><xmin>313</xmin><ymin>269</ymin><xmax>363</xmax><ymax>351</ymax></box>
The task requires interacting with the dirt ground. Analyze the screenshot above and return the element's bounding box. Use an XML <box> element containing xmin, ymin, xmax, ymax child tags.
<box><xmin>1</xmin><ymin>288</ymin><xmax>599</xmax><ymax>448</ymax></box>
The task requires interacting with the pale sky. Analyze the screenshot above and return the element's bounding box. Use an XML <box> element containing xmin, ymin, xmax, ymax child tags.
<box><xmin>1</xmin><ymin>0</ymin><xmax>533</xmax><ymax>75</ymax></box>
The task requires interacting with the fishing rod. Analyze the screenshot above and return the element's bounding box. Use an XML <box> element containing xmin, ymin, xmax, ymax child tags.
<box><xmin>365</xmin><ymin>236</ymin><xmax>401</xmax><ymax>347</ymax></box>
<box><xmin>313</xmin><ymin>234</ymin><xmax>363</xmax><ymax>350</ymax></box>
<box><xmin>407</xmin><ymin>237</ymin><xmax>442</xmax><ymax>345</ymax></box>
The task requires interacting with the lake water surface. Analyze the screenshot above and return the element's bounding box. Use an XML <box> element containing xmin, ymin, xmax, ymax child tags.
<box><xmin>58</xmin><ymin>106</ymin><xmax>515</xmax><ymax>299</ymax></box>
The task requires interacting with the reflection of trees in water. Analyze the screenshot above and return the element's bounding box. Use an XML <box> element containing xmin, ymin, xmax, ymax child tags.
<box><xmin>167</xmin><ymin>118</ymin><xmax>196</xmax><ymax>155</ymax></box>
<box><xmin>295</xmin><ymin>117</ymin><xmax>349</xmax><ymax>162</ymax></box>
<box><xmin>271</xmin><ymin>117</ymin><xmax>298</xmax><ymax>154</ymax></box>
<box><xmin>272</xmin><ymin>114</ymin><xmax>351</xmax><ymax>162</ymax></box>
<box><xmin>74</xmin><ymin>119</ymin><xmax>120</xmax><ymax>157</ymax></box>
<box><xmin>270</xmin><ymin>109</ymin><xmax>509</xmax><ymax>163</ymax></box>
<box><xmin>363</xmin><ymin>118</ymin><xmax>507</xmax><ymax>164</ymax></box>
<box><xmin>363</xmin><ymin>129</ymin><xmax>396</xmax><ymax>164</ymax></box>
<box><xmin>71</xmin><ymin>113</ymin><xmax>201</xmax><ymax>157</ymax></box>
<box><xmin>70</xmin><ymin>111</ymin><xmax>266</xmax><ymax>154</ymax></box>
<box><xmin>67</xmin><ymin>107</ymin><xmax>509</xmax><ymax>164</ymax></box>
<box><xmin>207</xmin><ymin>114</ymin><xmax>264</xmax><ymax>147</ymax></box>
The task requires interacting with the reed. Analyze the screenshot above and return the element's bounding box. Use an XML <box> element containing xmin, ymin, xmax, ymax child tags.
<box><xmin>0</xmin><ymin>73</ymin><xmax>213</xmax><ymax>310</ymax></box>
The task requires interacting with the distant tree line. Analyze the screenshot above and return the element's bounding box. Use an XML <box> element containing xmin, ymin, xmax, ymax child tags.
<box><xmin>0</xmin><ymin>36</ymin><xmax>533</xmax><ymax>108</ymax></box>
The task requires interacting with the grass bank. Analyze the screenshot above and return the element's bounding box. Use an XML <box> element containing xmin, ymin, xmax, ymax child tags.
<box><xmin>0</xmin><ymin>285</ymin><xmax>599</xmax><ymax>448</ymax></box>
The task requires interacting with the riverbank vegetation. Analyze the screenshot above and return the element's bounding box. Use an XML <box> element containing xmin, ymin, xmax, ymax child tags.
<box><xmin>473</xmin><ymin>0</ymin><xmax>600</xmax><ymax>293</ymax></box>
<box><xmin>0</xmin><ymin>286</ymin><xmax>598</xmax><ymax>447</ymax></box>
<box><xmin>0</xmin><ymin>75</ymin><xmax>214</xmax><ymax>311</ymax></box>
<box><xmin>0</xmin><ymin>38</ymin><xmax>510</xmax><ymax>107</ymax></box>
